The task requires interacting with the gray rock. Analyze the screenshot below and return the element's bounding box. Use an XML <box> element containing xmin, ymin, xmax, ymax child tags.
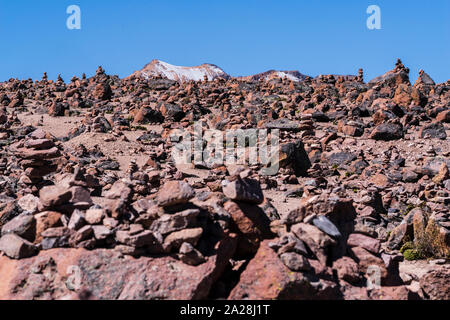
<box><xmin>17</xmin><ymin>194</ymin><xmax>40</xmax><ymax>213</ymax></box>
<box><xmin>150</xmin><ymin>209</ymin><xmax>199</xmax><ymax>235</ymax></box>
<box><xmin>420</xmin><ymin>122</ymin><xmax>447</xmax><ymax>140</ymax></box>
<box><xmin>1</xmin><ymin>214</ymin><xmax>36</xmax><ymax>242</ymax></box>
<box><xmin>222</xmin><ymin>178</ymin><xmax>264</xmax><ymax>204</ymax></box>
<box><xmin>41</xmin><ymin>236</ymin><xmax>70</xmax><ymax>250</ymax></box>
<box><xmin>92</xmin><ymin>225</ymin><xmax>113</xmax><ymax>240</ymax></box>
<box><xmin>156</xmin><ymin>181</ymin><xmax>195</xmax><ymax>207</ymax></box>
<box><xmin>369</xmin><ymin>123</ymin><xmax>404</xmax><ymax>141</ymax></box>
<box><xmin>178</xmin><ymin>242</ymin><xmax>206</xmax><ymax>266</ymax></box>
<box><xmin>68</xmin><ymin>209</ymin><xmax>86</xmax><ymax>230</ymax></box>
<box><xmin>0</xmin><ymin>234</ymin><xmax>38</xmax><ymax>259</ymax></box>
<box><xmin>312</xmin><ymin>215</ymin><xmax>342</xmax><ymax>238</ymax></box>
<box><xmin>115</xmin><ymin>230</ymin><xmax>158</xmax><ymax>248</ymax></box>
<box><xmin>279</xmin><ymin>252</ymin><xmax>311</xmax><ymax>272</ymax></box>
<box><xmin>325</xmin><ymin>151</ymin><xmax>357</xmax><ymax>166</ymax></box>
<box><xmin>265</xmin><ymin>118</ymin><xmax>300</xmax><ymax>132</ymax></box>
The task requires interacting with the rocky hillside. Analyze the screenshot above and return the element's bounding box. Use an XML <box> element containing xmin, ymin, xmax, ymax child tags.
<box><xmin>0</xmin><ymin>60</ymin><xmax>449</xmax><ymax>300</ymax></box>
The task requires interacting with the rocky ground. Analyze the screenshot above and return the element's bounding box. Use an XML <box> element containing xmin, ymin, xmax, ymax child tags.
<box><xmin>0</xmin><ymin>60</ymin><xmax>449</xmax><ymax>300</ymax></box>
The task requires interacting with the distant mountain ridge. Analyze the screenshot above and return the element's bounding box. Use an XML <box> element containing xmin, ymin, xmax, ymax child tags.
<box><xmin>128</xmin><ymin>59</ymin><xmax>230</xmax><ymax>82</ymax></box>
<box><xmin>129</xmin><ymin>60</ymin><xmax>320</xmax><ymax>83</ymax></box>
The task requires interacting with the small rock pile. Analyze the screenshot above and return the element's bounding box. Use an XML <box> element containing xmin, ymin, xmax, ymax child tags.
<box><xmin>12</xmin><ymin>129</ymin><xmax>62</xmax><ymax>188</ymax></box>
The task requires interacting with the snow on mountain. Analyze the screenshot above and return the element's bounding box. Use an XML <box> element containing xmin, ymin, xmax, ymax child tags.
<box><xmin>129</xmin><ymin>59</ymin><xmax>230</xmax><ymax>82</ymax></box>
<box><xmin>238</xmin><ymin>70</ymin><xmax>308</xmax><ymax>82</ymax></box>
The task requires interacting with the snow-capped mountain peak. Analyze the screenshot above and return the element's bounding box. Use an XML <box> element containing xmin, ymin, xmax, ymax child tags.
<box><xmin>130</xmin><ymin>59</ymin><xmax>230</xmax><ymax>82</ymax></box>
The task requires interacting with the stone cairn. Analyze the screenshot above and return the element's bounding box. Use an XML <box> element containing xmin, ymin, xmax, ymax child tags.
<box><xmin>13</xmin><ymin>129</ymin><xmax>62</xmax><ymax>187</ymax></box>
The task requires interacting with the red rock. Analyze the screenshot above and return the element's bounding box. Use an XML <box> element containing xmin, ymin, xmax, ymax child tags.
<box><xmin>224</xmin><ymin>200</ymin><xmax>273</xmax><ymax>256</ymax></box>
<box><xmin>39</xmin><ymin>185</ymin><xmax>72</xmax><ymax>208</ymax></box>
<box><xmin>16</xmin><ymin>147</ymin><xmax>61</xmax><ymax>160</ymax></box>
<box><xmin>34</xmin><ymin>211</ymin><xmax>63</xmax><ymax>243</ymax></box>
<box><xmin>369</xmin><ymin>286</ymin><xmax>412</xmax><ymax>300</ymax></box>
<box><xmin>291</xmin><ymin>223</ymin><xmax>336</xmax><ymax>265</ymax></box>
<box><xmin>333</xmin><ymin>257</ymin><xmax>361</xmax><ymax>284</ymax></box>
<box><xmin>93</xmin><ymin>83</ymin><xmax>112</xmax><ymax>100</ymax></box>
<box><xmin>156</xmin><ymin>181</ymin><xmax>195</xmax><ymax>207</ymax></box>
<box><xmin>115</xmin><ymin>230</ymin><xmax>159</xmax><ymax>248</ymax></box>
<box><xmin>84</xmin><ymin>209</ymin><xmax>105</xmax><ymax>225</ymax></box>
<box><xmin>1</xmin><ymin>214</ymin><xmax>36</xmax><ymax>242</ymax></box>
<box><xmin>0</xmin><ymin>234</ymin><xmax>38</xmax><ymax>259</ymax></box>
<box><xmin>149</xmin><ymin>209</ymin><xmax>200</xmax><ymax>236</ymax></box>
<box><xmin>70</xmin><ymin>186</ymin><xmax>93</xmax><ymax>206</ymax></box>
<box><xmin>436</xmin><ymin>110</ymin><xmax>450</xmax><ymax>123</ymax></box>
<box><xmin>0</xmin><ymin>234</ymin><xmax>237</xmax><ymax>300</ymax></box>
<box><xmin>163</xmin><ymin>228</ymin><xmax>203</xmax><ymax>252</ymax></box>
<box><xmin>419</xmin><ymin>266</ymin><xmax>450</xmax><ymax>300</ymax></box>
<box><xmin>221</xmin><ymin>178</ymin><xmax>264</xmax><ymax>204</ymax></box>
<box><xmin>24</xmin><ymin>139</ymin><xmax>54</xmax><ymax>150</ymax></box>
<box><xmin>228</xmin><ymin>240</ymin><xmax>339</xmax><ymax>300</ymax></box>
<box><xmin>387</xmin><ymin>222</ymin><xmax>409</xmax><ymax>250</ymax></box>
<box><xmin>350</xmin><ymin>247</ymin><xmax>388</xmax><ymax>284</ymax></box>
<box><xmin>30</xmin><ymin>129</ymin><xmax>48</xmax><ymax>140</ymax></box>
<box><xmin>104</xmin><ymin>180</ymin><xmax>132</xmax><ymax>200</ymax></box>
<box><xmin>347</xmin><ymin>233</ymin><xmax>381</xmax><ymax>254</ymax></box>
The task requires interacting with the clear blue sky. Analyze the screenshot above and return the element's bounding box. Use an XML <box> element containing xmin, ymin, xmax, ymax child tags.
<box><xmin>0</xmin><ymin>0</ymin><xmax>449</xmax><ymax>83</ymax></box>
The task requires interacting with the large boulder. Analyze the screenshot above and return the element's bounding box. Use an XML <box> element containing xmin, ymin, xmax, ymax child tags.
<box><xmin>369</xmin><ymin>123</ymin><xmax>404</xmax><ymax>141</ymax></box>
<box><xmin>419</xmin><ymin>266</ymin><xmax>450</xmax><ymax>300</ymax></box>
<box><xmin>419</xmin><ymin>122</ymin><xmax>447</xmax><ymax>140</ymax></box>
<box><xmin>0</xmin><ymin>235</ymin><xmax>237</xmax><ymax>300</ymax></box>
<box><xmin>228</xmin><ymin>241</ymin><xmax>340</xmax><ymax>300</ymax></box>
<box><xmin>0</xmin><ymin>234</ymin><xmax>38</xmax><ymax>259</ymax></box>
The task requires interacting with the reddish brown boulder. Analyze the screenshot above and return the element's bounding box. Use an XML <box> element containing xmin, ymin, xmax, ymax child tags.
<box><xmin>228</xmin><ymin>240</ymin><xmax>339</xmax><ymax>300</ymax></box>
<box><xmin>350</xmin><ymin>247</ymin><xmax>388</xmax><ymax>284</ymax></box>
<box><xmin>93</xmin><ymin>83</ymin><xmax>112</xmax><ymax>100</ymax></box>
<box><xmin>34</xmin><ymin>211</ymin><xmax>63</xmax><ymax>243</ymax></box>
<box><xmin>369</xmin><ymin>123</ymin><xmax>404</xmax><ymax>141</ymax></box>
<box><xmin>39</xmin><ymin>185</ymin><xmax>72</xmax><ymax>208</ymax></box>
<box><xmin>436</xmin><ymin>110</ymin><xmax>450</xmax><ymax>123</ymax></box>
<box><xmin>333</xmin><ymin>257</ymin><xmax>361</xmax><ymax>284</ymax></box>
<box><xmin>224</xmin><ymin>201</ymin><xmax>273</xmax><ymax>256</ymax></box>
<box><xmin>347</xmin><ymin>233</ymin><xmax>381</xmax><ymax>254</ymax></box>
<box><xmin>156</xmin><ymin>181</ymin><xmax>195</xmax><ymax>207</ymax></box>
<box><xmin>0</xmin><ymin>235</ymin><xmax>237</xmax><ymax>300</ymax></box>
<box><xmin>419</xmin><ymin>266</ymin><xmax>450</xmax><ymax>300</ymax></box>
<box><xmin>369</xmin><ymin>286</ymin><xmax>412</xmax><ymax>300</ymax></box>
<box><xmin>222</xmin><ymin>178</ymin><xmax>264</xmax><ymax>204</ymax></box>
<box><xmin>0</xmin><ymin>234</ymin><xmax>38</xmax><ymax>259</ymax></box>
<box><xmin>16</xmin><ymin>147</ymin><xmax>61</xmax><ymax>160</ymax></box>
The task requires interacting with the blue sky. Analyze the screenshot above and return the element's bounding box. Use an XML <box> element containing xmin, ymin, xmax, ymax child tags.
<box><xmin>0</xmin><ymin>0</ymin><xmax>448</xmax><ymax>83</ymax></box>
